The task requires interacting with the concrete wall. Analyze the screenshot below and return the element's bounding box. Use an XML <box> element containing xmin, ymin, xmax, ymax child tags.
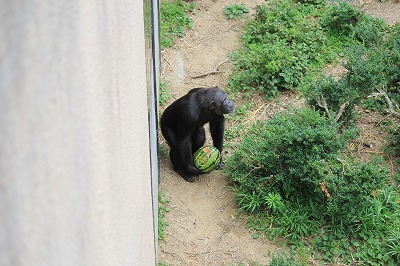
<box><xmin>0</xmin><ymin>1</ymin><xmax>156</xmax><ymax>265</ymax></box>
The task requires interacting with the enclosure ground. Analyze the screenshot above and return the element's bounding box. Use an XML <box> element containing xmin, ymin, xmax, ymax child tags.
<box><xmin>159</xmin><ymin>0</ymin><xmax>400</xmax><ymax>265</ymax></box>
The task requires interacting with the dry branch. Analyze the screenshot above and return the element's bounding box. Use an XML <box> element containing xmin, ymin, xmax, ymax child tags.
<box><xmin>191</xmin><ymin>59</ymin><xmax>229</xmax><ymax>79</ymax></box>
<box><xmin>335</xmin><ymin>100</ymin><xmax>350</xmax><ymax>122</ymax></box>
<box><xmin>316</xmin><ymin>95</ymin><xmax>331</xmax><ymax>119</ymax></box>
<box><xmin>368</xmin><ymin>89</ymin><xmax>400</xmax><ymax>117</ymax></box>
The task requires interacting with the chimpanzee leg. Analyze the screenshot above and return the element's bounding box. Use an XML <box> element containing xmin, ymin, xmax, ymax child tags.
<box><xmin>169</xmin><ymin>148</ymin><xmax>182</xmax><ymax>171</ymax></box>
<box><xmin>170</xmin><ymin>147</ymin><xmax>196</xmax><ymax>182</ymax></box>
<box><xmin>191</xmin><ymin>127</ymin><xmax>206</xmax><ymax>154</ymax></box>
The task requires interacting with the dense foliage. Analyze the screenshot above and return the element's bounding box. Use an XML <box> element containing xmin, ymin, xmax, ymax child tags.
<box><xmin>229</xmin><ymin>0</ymin><xmax>399</xmax><ymax>119</ymax></box>
<box><xmin>303</xmin><ymin>10</ymin><xmax>399</xmax><ymax>125</ymax></box>
<box><xmin>228</xmin><ymin>109</ymin><xmax>349</xmax><ymax>207</ymax></box>
<box><xmin>228</xmin><ymin>0</ymin><xmax>331</xmax><ymax>97</ymax></box>
<box><xmin>225</xmin><ymin>1</ymin><xmax>400</xmax><ymax>264</ymax></box>
<box><xmin>226</xmin><ymin>109</ymin><xmax>400</xmax><ymax>265</ymax></box>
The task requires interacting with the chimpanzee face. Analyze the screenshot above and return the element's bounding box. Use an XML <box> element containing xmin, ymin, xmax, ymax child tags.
<box><xmin>218</xmin><ymin>97</ymin><xmax>235</xmax><ymax>115</ymax></box>
<box><xmin>209</xmin><ymin>91</ymin><xmax>235</xmax><ymax>115</ymax></box>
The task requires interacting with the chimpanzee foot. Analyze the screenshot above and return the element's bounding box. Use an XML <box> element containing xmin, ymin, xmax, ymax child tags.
<box><xmin>183</xmin><ymin>175</ymin><xmax>195</xmax><ymax>182</ymax></box>
<box><xmin>215</xmin><ymin>160</ymin><xmax>225</xmax><ymax>170</ymax></box>
<box><xmin>177</xmin><ymin>170</ymin><xmax>195</xmax><ymax>182</ymax></box>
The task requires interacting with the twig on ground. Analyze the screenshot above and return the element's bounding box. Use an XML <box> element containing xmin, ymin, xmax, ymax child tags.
<box><xmin>191</xmin><ymin>59</ymin><xmax>229</xmax><ymax>79</ymax></box>
<box><xmin>161</xmin><ymin>249</ymin><xmax>176</xmax><ymax>256</ymax></box>
<box><xmin>184</xmin><ymin>251</ymin><xmax>210</xmax><ymax>256</ymax></box>
<box><xmin>351</xmin><ymin>139</ymin><xmax>373</xmax><ymax>148</ymax></box>
<box><xmin>243</xmin><ymin>104</ymin><xmax>267</xmax><ymax>125</ymax></box>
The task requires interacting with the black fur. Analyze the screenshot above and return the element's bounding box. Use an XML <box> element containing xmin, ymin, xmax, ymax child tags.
<box><xmin>160</xmin><ymin>86</ymin><xmax>235</xmax><ymax>182</ymax></box>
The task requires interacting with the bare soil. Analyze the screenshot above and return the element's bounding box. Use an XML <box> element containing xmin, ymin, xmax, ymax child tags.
<box><xmin>159</xmin><ymin>1</ymin><xmax>400</xmax><ymax>265</ymax></box>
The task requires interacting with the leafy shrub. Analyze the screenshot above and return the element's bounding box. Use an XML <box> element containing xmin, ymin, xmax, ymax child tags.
<box><xmin>294</xmin><ymin>0</ymin><xmax>326</xmax><ymax>6</ymax></box>
<box><xmin>386</xmin><ymin>125</ymin><xmax>400</xmax><ymax>157</ymax></box>
<box><xmin>160</xmin><ymin>0</ymin><xmax>195</xmax><ymax>49</ymax></box>
<box><xmin>345</xmin><ymin>39</ymin><xmax>400</xmax><ymax>115</ymax></box>
<box><xmin>352</xmin><ymin>17</ymin><xmax>386</xmax><ymax>47</ymax></box>
<box><xmin>229</xmin><ymin>40</ymin><xmax>309</xmax><ymax>96</ymax></box>
<box><xmin>320</xmin><ymin>1</ymin><xmax>365</xmax><ymax>36</ymax></box>
<box><xmin>345</xmin><ymin>45</ymin><xmax>391</xmax><ymax>94</ymax></box>
<box><xmin>227</xmin><ymin>108</ymin><xmax>400</xmax><ymax>264</ymax></box>
<box><xmin>386</xmin><ymin>23</ymin><xmax>400</xmax><ymax>85</ymax></box>
<box><xmin>228</xmin><ymin>0</ymin><xmax>329</xmax><ymax>96</ymax></box>
<box><xmin>304</xmin><ymin>22</ymin><xmax>399</xmax><ymax>123</ymax></box>
<box><xmin>227</xmin><ymin>108</ymin><xmax>349</xmax><ymax>207</ymax></box>
<box><xmin>301</xmin><ymin>75</ymin><xmax>360</xmax><ymax>126</ymax></box>
<box><xmin>224</xmin><ymin>4</ymin><xmax>249</xmax><ymax>20</ymax></box>
<box><xmin>322</xmin><ymin>157</ymin><xmax>391</xmax><ymax>225</ymax></box>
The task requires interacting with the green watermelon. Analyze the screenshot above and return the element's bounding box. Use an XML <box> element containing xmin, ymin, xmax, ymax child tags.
<box><xmin>194</xmin><ymin>145</ymin><xmax>221</xmax><ymax>173</ymax></box>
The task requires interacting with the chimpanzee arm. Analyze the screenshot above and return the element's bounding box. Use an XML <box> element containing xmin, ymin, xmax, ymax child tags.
<box><xmin>160</xmin><ymin>123</ymin><xmax>177</xmax><ymax>148</ymax></box>
<box><xmin>209</xmin><ymin>115</ymin><xmax>225</xmax><ymax>151</ymax></box>
<box><xmin>210</xmin><ymin>115</ymin><xmax>226</xmax><ymax>169</ymax></box>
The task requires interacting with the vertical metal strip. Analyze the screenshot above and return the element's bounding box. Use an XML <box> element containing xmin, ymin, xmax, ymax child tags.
<box><xmin>144</xmin><ymin>0</ymin><xmax>160</xmax><ymax>263</ymax></box>
<box><xmin>150</xmin><ymin>0</ymin><xmax>160</xmax><ymax>261</ymax></box>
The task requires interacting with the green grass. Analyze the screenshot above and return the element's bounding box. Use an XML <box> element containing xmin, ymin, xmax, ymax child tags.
<box><xmin>159</xmin><ymin>79</ymin><xmax>171</xmax><ymax>106</ymax></box>
<box><xmin>227</xmin><ymin>0</ymin><xmax>335</xmax><ymax>97</ymax></box>
<box><xmin>158</xmin><ymin>192</ymin><xmax>170</xmax><ymax>241</ymax></box>
<box><xmin>160</xmin><ymin>0</ymin><xmax>195</xmax><ymax>49</ymax></box>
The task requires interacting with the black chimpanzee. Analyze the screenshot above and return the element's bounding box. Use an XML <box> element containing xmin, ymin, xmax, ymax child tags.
<box><xmin>160</xmin><ymin>86</ymin><xmax>235</xmax><ymax>182</ymax></box>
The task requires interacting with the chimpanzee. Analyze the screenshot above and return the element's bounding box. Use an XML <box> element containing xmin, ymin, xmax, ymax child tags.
<box><xmin>160</xmin><ymin>86</ymin><xmax>235</xmax><ymax>182</ymax></box>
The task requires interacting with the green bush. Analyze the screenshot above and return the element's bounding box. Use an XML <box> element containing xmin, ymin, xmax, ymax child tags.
<box><xmin>320</xmin><ymin>1</ymin><xmax>365</xmax><ymax>36</ymax></box>
<box><xmin>227</xmin><ymin>108</ymin><xmax>349</xmax><ymax>207</ymax></box>
<box><xmin>386</xmin><ymin>23</ymin><xmax>400</xmax><ymax>86</ymax></box>
<box><xmin>228</xmin><ymin>0</ymin><xmax>329</xmax><ymax>96</ymax></box>
<box><xmin>386</xmin><ymin>125</ymin><xmax>400</xmax><ymax>158</ymax></box>
<box><xmin>301</xmin><ymin>75</ymin><xmax>360</xmax><ymax>125</ymax></box>
<box><xmin>229</xmin><ymin>40</ymin><xmax>309</xmax><ymax>96</ymax></box>
<box><xmin>303</xmin><ymin>22</ymin><xmax>399</xmax><ymax>123</ymax></box>
<box><xmin>224</xmin><ymin>4</ymin><xmax>249</xmax><ymax>20</ymax></box>
<box><xmin>322</xmin><ymin>157</ymin><xmax>391</xmax><ymax>225</ymax></box>
<box><xmin>294</xmin><ymin>0</ymin><xmax>326</xmax><ymax>6</ymax></box>
<box><xmin>226</xmin><ymin>108</ymin><xmax>400</xmax><ymax>264</ymax></box>
<box><xmin>345</xmin><ymin>45</ymin><xmax>390</xmax><ymax>94</ymax></box>
<box><xmin>352</xmin><ymin>17</ymin><xmax>386</xmax><ymax>47</ymax></box>
<box><xmin>345</xmin><ymin>39</ymin><xmax>400</xmax><ymax>114</ymax></box>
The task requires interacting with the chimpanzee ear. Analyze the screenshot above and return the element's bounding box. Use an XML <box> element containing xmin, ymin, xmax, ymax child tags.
<box><xmin>208</xmin><ymin>101</ymin><xmax>215</xmax><ymax>109</ymax></box>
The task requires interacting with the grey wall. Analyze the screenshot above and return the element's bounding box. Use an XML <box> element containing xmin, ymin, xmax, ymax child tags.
<box><xmin>0</xmin><ymin>1</ymin><xmax>156</xmax><ymax>265</ymax></box>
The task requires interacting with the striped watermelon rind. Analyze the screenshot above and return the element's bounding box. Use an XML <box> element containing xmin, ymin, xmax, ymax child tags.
<box><xmin>194</xmin><ymin>145</ymin><xmax>221</xmax><ymax>173</ymax></box>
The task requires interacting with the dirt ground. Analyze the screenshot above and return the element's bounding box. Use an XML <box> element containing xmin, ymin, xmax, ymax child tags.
<box><xmin>158</xmin><ymin>1</ymin><xmax>400</xmax><ymax>265</ymax></box>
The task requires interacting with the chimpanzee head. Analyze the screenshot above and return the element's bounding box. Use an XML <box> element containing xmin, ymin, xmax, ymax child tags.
<box><xmin>208</xmin><ymin>88</ymin><xmax>235</xmax><ymax>115</ymax></box>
